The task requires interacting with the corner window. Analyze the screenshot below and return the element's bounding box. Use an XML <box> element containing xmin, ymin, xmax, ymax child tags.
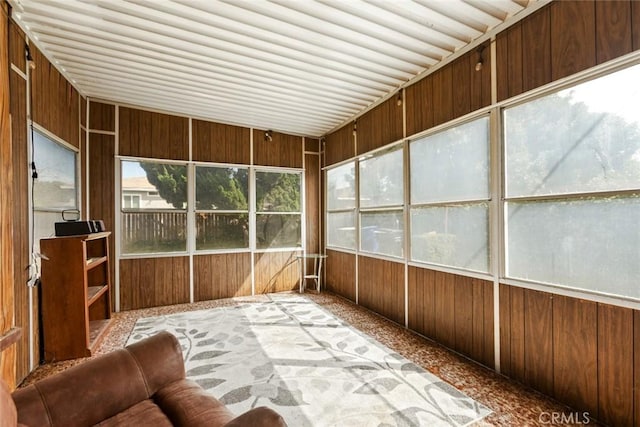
<box><xmin>326</xmin><ymin>162</ymin><xmax>356</xmax><ymax>250</ymax></box>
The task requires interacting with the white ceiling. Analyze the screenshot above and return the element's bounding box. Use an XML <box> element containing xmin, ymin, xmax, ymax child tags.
<box><xmin>10</xmin><ymin>0</ymin><xmax>538</xmax><ymax>137</ymax></box>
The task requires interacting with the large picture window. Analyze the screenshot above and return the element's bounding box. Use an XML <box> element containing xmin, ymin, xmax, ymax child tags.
<box><xmin>504</xmin><ymin>64</ymin><xmax>640</xmax><ymax>298</ymax></box>
<box><xmin>359</xmin><ymin>147</ymin><xmax>404</xmax><ymax>258</ymax></box>
<box><xmin>33</xmin><ymin>130</ymin><xmax>78</xmax><ymax>248</ymax></box>
<box><xmin>195</xmin><ymin>166</ymin><xmax>249</xmax><ymax>250</ymax></box>
<box><xmin>121</xmin><ymin>160</ymin><xmax>187</xmax><ymax>254</ymax></box>
<box><xmin>410</xmin><ymin>117</ymin><xmax>490</xmax><ymax>272</ymax></box>
<box><xmin>326</xmin><ymin>162</ymin><xmax>356</xmax><ymax>250</ymax></box>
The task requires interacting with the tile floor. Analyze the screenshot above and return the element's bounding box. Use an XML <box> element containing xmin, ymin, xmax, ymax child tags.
<box><xmin>20</xmin><ymin>292</ymin><xmax>601</xmax><ymax>426</ymax></box>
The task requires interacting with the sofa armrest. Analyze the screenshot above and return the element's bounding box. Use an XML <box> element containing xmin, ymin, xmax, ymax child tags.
<box><xmin>13</xmin><ymin>332</ymin><xmax>185</xmax><ymax>427</ymax></box>
<box><xmin>224</xmin><ymin>407</ymin><xmax>288</xmax><ymax>427</ymax></box>
<box><xmin>154</xmin><ymin>379</ymin><xmax>234</xmax><ymax>427</ymax></box>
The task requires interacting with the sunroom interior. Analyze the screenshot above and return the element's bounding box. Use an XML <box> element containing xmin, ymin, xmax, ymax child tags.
<box><xmin>1</xmin><ymin>0</ymin><xmax>640</xmax><ymax>426</ymax></box>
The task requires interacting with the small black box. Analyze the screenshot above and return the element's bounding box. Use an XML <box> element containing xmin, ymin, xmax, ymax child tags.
<box><xmin>55</xmin><ymin>221</ymin><xmax>95</xmax><ymax>236</ymax></box>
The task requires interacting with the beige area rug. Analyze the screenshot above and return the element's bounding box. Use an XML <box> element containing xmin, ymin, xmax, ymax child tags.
<box><xmin>127</xmin><ymin>293</ymin><xmax>491</xmax><ymax>427</ymax></box>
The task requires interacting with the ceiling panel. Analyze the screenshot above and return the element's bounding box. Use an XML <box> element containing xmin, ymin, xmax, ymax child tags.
<box><xmin>10</xmin><ymin>0</ymin><xmax>539</xmax><ymax>137</ymax></box>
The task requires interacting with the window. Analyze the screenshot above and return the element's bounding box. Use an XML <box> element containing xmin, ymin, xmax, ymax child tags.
<box><xmin>255</xmin><ymin>170</ymin><xmax>302</xmax><ymax>249</ymax></box>
<box><xmin>121</xmin><ymin>160</ymin><xmax>187</xmax><ymax>254</ymax></box>
<box><xmin>504</xmin><ymin>64</ymin><xmax>640</xmax><ymax>298</ymax></box>
<box><xmin>359</xmin><ymin>147</ymin><xmax>404</xmax><ymax>257</ymax></box>
<box><xmin>326</xmin><ymin>162</ymin><xmax>356</xmax><ymax>250</ymax></box>
<box><xmin>195</xmin><ymin>166</ymin><xmax>249</xmax><ymax>250</ymax></box>
<box><xmin>409</xmin><ymin>117</ymin><xmax>490</xmax><ymax>272</ymax></box>
<box><xmin>33</xmin><ymin>130</ymin><xmax>78</xmax><ymax>247</ymax></box>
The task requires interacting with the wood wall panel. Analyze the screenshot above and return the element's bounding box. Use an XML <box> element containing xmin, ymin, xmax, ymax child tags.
<box><xmin>119</xmin><ymin>257</ymin><xmax>189</xmax><ymax>310</ymax></box>
<box><xmin>88</xmin><ymin>101</ymin><xmax>115</xmax><ymax>132</ymax></box>
<box><xmin>325</xmin><ymin>124</ymin><xmax>354</xmax><ymax>166</ymax></box>
<box><xmin>325</xmin><ymin>250</ymin><xmax>356</xmax><ymax>302</ymax></box>
<box><xmin>357</xmin><ymin>256</ymin><xmax>404</xmax><ymax>325</ymax></box>
<box><xmin>405</xmin><ymin>75</ymin><xmax>433</xmax><ymax>137</ymax></box>
<box><xmin>192</xmin><ymin>120</ymin><xmax>250</xmax><ymax>164</ymax></box>
<box><xmin>30</xmin><ymin>46</ymin><xmax>79</xmax><ymax>148</ymax></box>
<box><xmin>88</xmin><ymin>133</ymin><xmax>115</xmax><ymax>305</ymax></box>
<box><xmin>597</xmin><ymin>304</ymin><xmax>633</xmax><ymax>426</ymax></box>
<box><xmin>634</xmin><ymin>0</ymin><xmax>640</xmax><ymax>51</ymax></box>
<box><xmin>595</xmin><ymin>1</ymin><xmax>632</xmax><ymax>65</ymax></box>
<box><xmin>9</xmin><ymin>22</ymin><xmax>25</xmax><ymax>73</ymax></box>
<box><xmin>522</xmin><ymin>8</ymin><xmax>552</xmax><ymax>93</ymax></box>
<box><xmin>498</xmin><ymin>284</ymin><xmax>511</xmax><ymax>375</ymax></box>
<box><xmin>523</xmin><ymin>290</ymin><xmax>553</xmax><ymax>396</ymax></box>
<box><xmin>10</xmin><ymin>70</ymin><xmax>30</xmax><ymax>383</ymax></box>
<box><xmin>495</xmin><ymin>32</ymin><xmax>510</xmax><ymax>103</ymax></box>
<box><xmin>118</xmin><ymin>107</ymin><xmax>189</xmax><ymax>160</ymax></box>
<box><xmin>356</xmin><ymin>98</ymin><xmax>403</xmax><ymax>155</ymax></box>
<box><xmin>552</xmin><ymin>296</ymin><xmax>598</xmax><ymax>416</ymax></box>
<box><xmin>506</xmin><ymin>23</ymin><xmax>523</xmax><ymax>99</ymax></box>
<box><xmin>254</xmin><ymin>251</ymin><xmax>299</xmax><ymax>294</ymax></box>
<box><xmin>431</xmin><ymin>67</ymin><xmax>453</xmax><ymax>127</ymax></box>
<box><xmin>452</xmin><ymin>56</ymin><xmax>471</xmax><ymax>120</ymax></box>
<box><xmin>409</xmin><ymin>268</ymin><xmax>494</xmax><ymax>368</ymax></box>
<box><xmin>193</xmin><ymin>253</ymin><xmax>252</xmax><ymax>301</ymax></box>
<box><xmin>551</xmin><ymin>1</ymin><xmax>596</xmax><ymax>81</ymax></box>
<box><xmin>305</xmin><ymin>138</ymin><xmax>319</xmax><ymax>153</ymax></box>
<box><xmin>304</xmin><ymin>153</ymin><xmax>320</xmax><ymax>267</ymax></box>
<box><xmin>253</xmin><ymin>130</ymin><xmax>302</xmax><ymax>168</ymax></box>
<box><xmin>1</xmin><ymin>5</ymin><xmax>16</xmax><ymax>388</ymax></box>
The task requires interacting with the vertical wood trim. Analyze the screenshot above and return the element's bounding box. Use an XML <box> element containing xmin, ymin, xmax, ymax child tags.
<box><xmin>595</xmin><ymin>0</ymin><xmax>632</xmax><ymax>65</ymax></box>
<box><xmin>552</xmin><ymin>295</ymin><xmax>598</xmax><ymax>416</ymax></box>
<box><xmin>551</xmin><ymin>1</ymin><xmax>597</xmax><ymax>81</ymax></box>
<box><xmin>597</xmin><ymin>303</ymin><xmax>633</xmax><ymax>426</ymax></box>
<box><xmin>1</xmin><ymin>3</ymin><xmax>17</xmax><ymax>388</ymax></box>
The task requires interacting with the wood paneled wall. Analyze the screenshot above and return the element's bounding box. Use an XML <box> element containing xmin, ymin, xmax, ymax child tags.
<box><xmin>356</xmin><ymin>97</ymin><xmax>403</xmax><ymax>155</ymax></box>
<box><xmin>408</xmin><ymin>266</ymin><xmax>494</xmax><ymax>369</ymax></box>
<box><xmin>89</xmin><ymin>102</ymin><xmax>115</xmax><ymax>132</ymax></box>
<box><xmin>254</xmin><ymin>251</ymin><xmax>300</xmax><ymax>294</ymax></box>
<box><xmin>119</xmin><ymin>257</ymin><xmax>190</xmax><ymax>310</ymax></box>
<box><xmin>30</xmin><ymin>45</ymin><xmax>79</xmax><ymax>148</ymax></box>
<box><xmin>357</xmin><ymin>256</ymin><xmax>404</xmax><ymax>325</ymax></box>
<box><xmin>325</xmin><ymin>250</ymin><xmax>356</xmax><ymax>303</ymax></box>
<box><xmin>500</xmin><ymin>284</ymin><xmax>639</xmax><ymax>426</ymax></box>
<box><xmin>497</xmin><ymin>1</ymin><xmax>640</xmax><ymax>102</ymax></box>
<box><xmin>253</xmin><ymin>129</ymin><xmax>302</xmax><ymax>168</ymax></box>
<box><xmin>88</xmin><ymin>132</ymin><xmax>115</xmax><ymax>305</ymax></box>
<box><xmin>192</xmin><ymin>120</ymin><xmax>250</xmax><ymax>164</ymax></box>
<box><xmin>193</xmin><ymin>253</ymin><xmax>252</xmax><ymax>301</ymax></box>
<box><xmin>406</xmin><ymin>43</ymin><xmax>490</xmax><ymax>137</ymax></box>
<box><xmin>1</xmin><ymin>2</ymin><xmax>17</xmax><ymax>388</ymax></box>
<box><xmin>10</xmin><ymin>61</ymin><xmax>30</xmax><ymax>384</ymax></box>
<box><xmin>9</xmin><ymin>21</ymin><xmax>25</xmax><ymax>73</ymax></box>
<box><xmin>325</xmin><ymin>124</ymin><xmax>354</xmax><ymax>166</ymax></box>
<box><xmin>118</xmin><ymin>107</ymin><xmax>188</xmax><ymax>160</ymax></box>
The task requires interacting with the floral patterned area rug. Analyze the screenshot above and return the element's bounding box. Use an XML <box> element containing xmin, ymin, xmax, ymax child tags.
<box><xmin>127</xmin><ymin>294</ymin><xmax>491</xmax><ymax>427</ymax></box>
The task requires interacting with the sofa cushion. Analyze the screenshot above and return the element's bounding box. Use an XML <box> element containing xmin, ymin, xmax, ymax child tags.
<box><xmin>94</xmin><ymin>400</ymin><xmax>173</xmax><ymax>427</ymax></box>
<box><xmin>154</xmin><ymin>379</ymin><xmax>234</xmax><ymax>427</ymax></box>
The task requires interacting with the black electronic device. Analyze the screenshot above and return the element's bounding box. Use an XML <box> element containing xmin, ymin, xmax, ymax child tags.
<box><xmin>54</xmin><ymin>220</ymin><xmax>104</xmax><ymax>236</ymax></box>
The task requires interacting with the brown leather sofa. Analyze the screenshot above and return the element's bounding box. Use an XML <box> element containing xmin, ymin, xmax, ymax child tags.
<box><xmin>1</xmin><ymin>331</ymin><xmax>287</xmax><ymax>427</ymax></box>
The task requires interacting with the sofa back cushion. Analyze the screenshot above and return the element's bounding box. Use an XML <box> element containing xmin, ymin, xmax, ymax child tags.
<box><xmin>13</xmin><ymin>332</ymin><xmax>185</xmax><ymax>427</ymax></box>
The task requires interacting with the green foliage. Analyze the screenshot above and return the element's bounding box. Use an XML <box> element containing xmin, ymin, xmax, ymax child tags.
<box><xmin>140</xmin><ymin>163</ymin><xmax>188</xmax><ymax>209</ymax></box>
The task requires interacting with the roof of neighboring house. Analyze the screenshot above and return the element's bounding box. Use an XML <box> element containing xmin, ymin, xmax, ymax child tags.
<box><xmin>122</xmin><ymin>176</ymin><xmax>157</xmax><ymax>192</ymax></box>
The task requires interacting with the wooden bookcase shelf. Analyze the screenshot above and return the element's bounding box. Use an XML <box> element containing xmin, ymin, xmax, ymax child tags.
<box><xmin>40</xmin><ymin>232</ymin><xmax>112</xmax><ymax>362</ymax></box>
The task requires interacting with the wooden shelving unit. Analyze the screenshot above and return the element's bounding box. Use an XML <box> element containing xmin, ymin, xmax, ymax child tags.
<box><xmin>40</xmin><ymin>231</ymin><xmax>112</xmax><ymax>362</ymax></box>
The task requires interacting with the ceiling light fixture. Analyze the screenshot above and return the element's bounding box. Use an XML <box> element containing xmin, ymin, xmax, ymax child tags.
<box><xmin>25</xmin><ymin>45</ymin><xmax>36</xmax><ymax>70</ymax></box>
<box><xmin>265</xmin><ymin>130</ymin><xmax>273</xmax><ymax>142</ymax></box>
<box><xmin>475</xmin><ymin>45</ymin><xmax>486</xmax><ymax>72</ymax></box>
<box><xmin>352</xmin><ymin>121</ymin><xmax>357</xmax><ymax>137</ymax></box>
<box><xmin>396</xmin><ymin>91</ymin><xmax>403</xmax><ymax>107</ymax></box>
